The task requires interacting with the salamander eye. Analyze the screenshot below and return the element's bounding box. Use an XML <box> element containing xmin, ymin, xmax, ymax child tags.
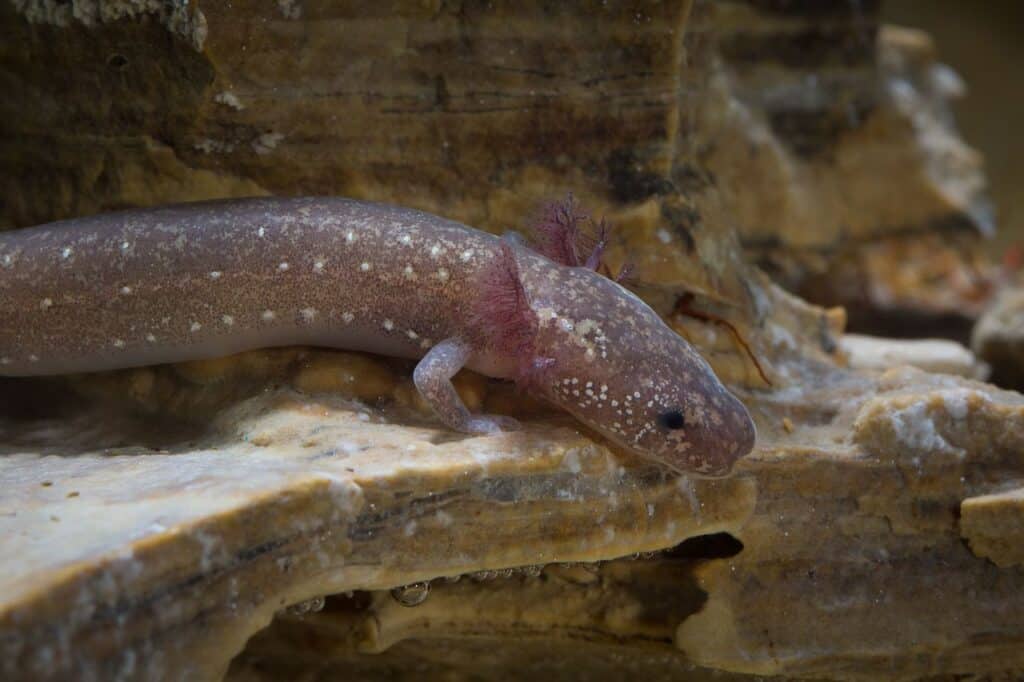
<box><xmin>657</xmin><ymin>409</ymin><xmax>686</xmax><ymax>430</ymax></box>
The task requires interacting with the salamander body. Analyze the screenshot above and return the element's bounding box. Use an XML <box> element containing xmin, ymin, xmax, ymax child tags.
<box><xmin>0</xmin><ymin>197</ymin><xmax>755</xmax><ymax>475</ymax></box>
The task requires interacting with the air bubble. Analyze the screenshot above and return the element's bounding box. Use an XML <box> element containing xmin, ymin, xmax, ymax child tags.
<box><xmin>281</xmin><ymin>595</ymin><xmax>325</xmax><ymax>616</ymax></box>
<box><xmin>391</xmin><ymin>581</ymin><xmax>430</xmax><ymax>607</ymax></box>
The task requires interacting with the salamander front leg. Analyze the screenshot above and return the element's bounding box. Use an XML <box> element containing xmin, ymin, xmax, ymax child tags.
<box><xmin>413</xmin><ymin>338</ymin><xmax>520</xmax><ymax>434</ymax></box>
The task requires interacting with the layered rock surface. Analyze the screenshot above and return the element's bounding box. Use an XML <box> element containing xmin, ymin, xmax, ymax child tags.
<box><xmin>4</xmin><ymin>357</ymin><xmax>1024</xmax><ymax>681</ymax></box>
<box><xmin>1</xmin><ymin>1</ymin><xmax>1021</xmax><ymax>681</ymax></box>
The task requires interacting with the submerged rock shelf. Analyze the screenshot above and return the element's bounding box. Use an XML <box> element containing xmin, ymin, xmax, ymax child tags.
<box><xmin>2</xmin><ymin>360</ymin><xmax>1023</xmax><ymax>680</ymax></box>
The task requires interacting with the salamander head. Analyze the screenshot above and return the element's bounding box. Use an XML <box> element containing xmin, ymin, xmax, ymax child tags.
<box><xmin>528</xmin><ymin>266</ymin><xmax>756</xmax><ymax>477</ymax></box>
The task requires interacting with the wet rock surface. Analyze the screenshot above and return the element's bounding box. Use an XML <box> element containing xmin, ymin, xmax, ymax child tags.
<box><xmin>4</xmin><ymin>362</ymin><xmax>1024</xmax><ymax>681</ymax></box>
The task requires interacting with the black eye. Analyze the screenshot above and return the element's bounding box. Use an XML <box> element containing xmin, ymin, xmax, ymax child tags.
<box><xmin>658</xmin><ymin>409</ymin><xmax>686</xmax><ymax>430</ymax></box>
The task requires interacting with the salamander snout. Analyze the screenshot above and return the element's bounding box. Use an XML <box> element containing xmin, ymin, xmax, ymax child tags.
<box><xmin>650</xmin><ymin>385</ymin><xmax>756</xmax><ymax>477</ymax></box>
<box><xmin>549</xmin><ymin>351</ymin><xmax>757</xmax><ymax>477</ymax></box>
<box><xmin>527</xmin><ymin>261</ymin><xmax>757</xmax><ymax>477</ymax></box>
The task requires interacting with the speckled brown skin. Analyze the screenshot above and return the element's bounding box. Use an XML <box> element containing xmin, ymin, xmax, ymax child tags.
<box><xmin>0</xmin><ymin>197</ymin><xmax>755</xmax><ymax>475</ymax></box>
<box><xmin>522</xmin><ymin>270</ymin><xmax>755</xmax><ymax>476</ymax></box>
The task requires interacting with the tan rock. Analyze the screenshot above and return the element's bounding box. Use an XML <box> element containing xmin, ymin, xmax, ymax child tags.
<box><xmin>0</xmin><ymin>378</ymin><xmax>756</xmax><ymax>680</ymax></box>
<box><xmin>694</xmin><ymin>12</ymin><xmax>996</xmax><ymax>336</ymax></box>
<box><xmin>840</xmin><ymin>333</ymin><xmax>988</xmax><ymax>379</ymax></box>
<box><xmin>962</xmin><ymin>487</ymin><xmax>1024</xmax><ymax>568</ymax></box>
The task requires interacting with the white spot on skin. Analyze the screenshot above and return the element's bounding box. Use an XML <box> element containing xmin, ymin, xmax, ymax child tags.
<box><xmin>460</xmin><ymin>249</ymin><xmax>474</xmax><ymax>262</ymax></box>
<box><xmin>301</xmin><ymin>307</ymin><xmax>317</xmax><ymax>322</ymax></box>
<box><xmin>0</xmin><ymin>357</ymin><xmax>9</xmax><ymax>365</ymax></box>
<box><xmin>39</xmin><ymin>298</ymin><xmax>52</xmax><ymax>310</ymax></box>
<box><xmin>1</xmin><ymin>255</ymin><xmax>11</xmax><ymax>268</ymax></box>
<box><xmin>346</xmin><ymin>231</ymin><xmax>356</xmax><ymax>243</ymax></box>
<box><xmin>430</xmin><ymin>245</ymin><xmax>442</xmax><ymax>258</ymax></box>
<box><xmin>278</xmin><ymin>262</ymin><xmax>290</xmax><ymax>271</ymax></box>
<box><xmin>60</xmin><ymin>247</ymin><xmax>73</xmax><ymax>259</ymax></box>
<box><xmin>342</xmin><ymin>312</ymin><xmax>355</xmax><ymax>323</ymax></box>
<box><xmin>262</xmin><ymin>310</ymin><xmax>276</xmax><ymax>322</ymax></box>
<box><xmin>113</xmin><ymin>339</ymin><xmax>126</xmax><ymax>349</ymax></box>
<box><xmin>313</xmin><ymin>260</ymin><xmax>325</xmax><ymax>273</ymax></box>
<box><xmin>190</xmin><ymin>322</ymin><xmax>202</xmax><ymax>332</ymax></box>
<box><xmin>209</xmin><ymin>271</ymin><xmax>222</xmax><ymax>280</ymax></box>
<box><xmin>383</xmin><ymin>319</ymin><xmax>394</xmax><ymax>331</ymax></box>
<box><xmin>29</xmin><ymin>355</ymin><xmax>39</xmax><ymax>363</ymax></box>
<box><xmin>360</xmin><ymin>262</ymin><xmax>371</xmax><ymax>272</ymax></box>
<box><xmin>257</xmin><ymin>227</ymin><xmax>266</xmax><ymax>238</ymax></box>
<box><xmin>406</xmin><ymin>330</ymin><xmax>419</xmax><ymax>339</ymax></box>
<box><xmin>222</xmin><ymin>315</ymin><xmax>235</xmax><ymax>326</ymax></box>
<box><xmin>120</xmin><ymin>286</ymin><xmax>132</xmax><ymax>295</ymax></box>
<box><xmin>146</xmin><ymin>334</ymin><xmax>157</xmax><ymax>343</ymax></box>
<box><xmin>399</xmin><ymin>235</ymin><xmax>412</xmax><ymax>245</ymax></box>
<box><xmin>420</xmin><ymin>338</ymin><xmax>433</xmax><ymax>349</ymax></box>
<box><xmin>436</xmin><ymin>268</ymin><xmax>450</xmax><ymax>282</ymax></box>
<box><xmin>403</xmin><ymin>265</ymin><xmax>417</xmax><ymax>280</ymax></box>
<box><xmin>121</xmin><ymin>241</ymin><xmax>131</xmax><ymax>251</ymax></box>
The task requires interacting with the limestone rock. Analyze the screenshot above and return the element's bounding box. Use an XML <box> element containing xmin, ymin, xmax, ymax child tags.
<box><xmin>839</xmin><ymin>333</ymin><xmax>988</xmax><ymax>379</ymax></box>
<box><xmin>961</xmin><ymin>487</ymin><xmax>1024</xmax><ymax>568</ymax></box>
<box><xmin>688</xmin><ymin>10</ymin><xmax>996</xmax><ymax>340</ymax></box>
<box><xmin>0</xmin><ymin>370</ymin><xmax>756</xmax><ymax>681</ymax></box>
<box><xmin>5</xmin><ymin>362</ymin><xmax>1024</xmax><ymax>681</ymax></box>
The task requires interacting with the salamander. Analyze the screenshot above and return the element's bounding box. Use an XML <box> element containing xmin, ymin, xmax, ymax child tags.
<box><xmin>0</xmin><ymin>196</ymin><xmax>756</xmax><ymax>476</ymax></box>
